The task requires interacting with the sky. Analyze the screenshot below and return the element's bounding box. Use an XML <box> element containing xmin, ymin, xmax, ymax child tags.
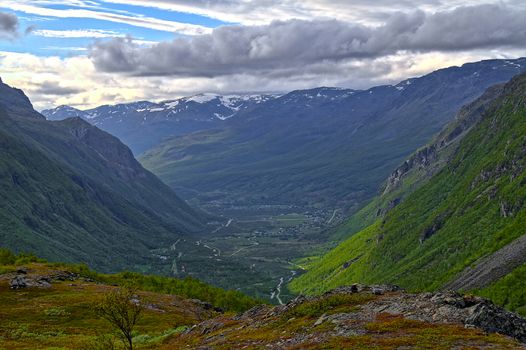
<box><xmin>0</xmin><ymin>1</ymin><xmax>525</xmax><ymax>110</ymax></box>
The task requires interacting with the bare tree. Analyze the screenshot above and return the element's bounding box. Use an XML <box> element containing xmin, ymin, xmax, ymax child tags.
<box><xmin>96</xmin><ymin>287</ymin><xmax>144</xmax><ymax>350</ymax></box>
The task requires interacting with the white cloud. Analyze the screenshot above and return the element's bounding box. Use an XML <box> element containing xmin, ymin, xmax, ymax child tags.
<box><xmin>100</xmin><ymin>0</ymin><xmax>526</xmax><ymax>25</ymax></box>
<box><xmin>1</xmin><ymin>0</ymin><xmax>525</xmax><ymax>110</ymax></box>
<box><xmin>33</xmin><ymin>29</ymin><xmax>124</xmax><ymax>38</ymax></box>
<box><xmin>1</xmin><ymin>0</ymin><xmax>212</xmax><ymax>35</ymax></box>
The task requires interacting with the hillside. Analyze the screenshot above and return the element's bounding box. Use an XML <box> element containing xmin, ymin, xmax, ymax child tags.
<box><xmin>163</xmin><ymin>285</ymin><xmax>526</xmax><ymax>349</ymax></box>
<box><xmin>0</xmin><ymin>249</ymin><xmax>259</xmax><ymax>349</ymax></box>
<box><xmin>0</xmin><ymin>79</ymin><xmax>208</xmax><ymax>272</ymax></box>
<box><xmin>290</xmin><ymin>71</ymin><xmax>526</xmax><ymax>316</ymax></box>
<box><xmin>140</xmin><ymin>58</ymin><xmax>526</xmax><ymax>214</ymax></box>
<box><xmin>329</xmin><ymin>81</ymin><xmax>506</xmax><ymax>241</ymax></box>
<box><xmin>1</xmin><ymin>250</ymin><xmax>524</xmax><ymax>349</ymax></box>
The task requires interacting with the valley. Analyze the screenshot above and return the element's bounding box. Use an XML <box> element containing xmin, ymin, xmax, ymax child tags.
<box><xmin>3</xmin><ymin>2</ymin><xmax>526</xmax><ymax>348</ymax></box>
<box><xmin>148</xmin><ymin>204</ymin><xmax>344</xmax><ymax>303</ymax></box>
<box><xmin>38</xmin><ymin>57</ymin><xmax>526</xmax><ymax>303</ymax></box>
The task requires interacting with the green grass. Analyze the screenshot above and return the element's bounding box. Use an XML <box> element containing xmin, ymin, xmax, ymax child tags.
<box><xmin>0</xmin><ymin>279</ymin><xmax>198</xmax><ymax>349</ymax></box>
<box><xmin>284</xmin><ymin>293</ymin><xmax>375</xmax><ymax>318</ymax></box>
<box><xmin>273</xmin><ymin>213</ymin><xmax>307</xmax><ymax>227</ymax></box>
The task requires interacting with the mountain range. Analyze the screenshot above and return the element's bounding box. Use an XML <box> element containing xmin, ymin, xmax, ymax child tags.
<box><xmin>10</xmin><ymin>57</ymin><xmax>526</xmax><ymax>309</ymax></box>
<box><xmin>140</xmin><ymin>58</ymin><xmax>526</xmax><ymax>213</ymax></box>
<box><xmin>43</xmin><ymin>58</ymin><xmax>526</xmax><ymax>216</ymax></box>
<box><xmin>43</xmin><ymin>94</ymin><xmax>279</xmax><ymax>154</ymax></box>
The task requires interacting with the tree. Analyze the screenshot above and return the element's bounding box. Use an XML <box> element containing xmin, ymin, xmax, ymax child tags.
<box><xmin>96</xmin><ymin>287</ymin><xmax>144</xmax><ymax>350</ymax></box>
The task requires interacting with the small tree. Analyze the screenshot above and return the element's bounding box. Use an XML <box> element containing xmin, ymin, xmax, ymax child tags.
<box><xmin>96</xmin><ymin>287</ymin><xmax>144</xmax><ymax>350</ymax></box>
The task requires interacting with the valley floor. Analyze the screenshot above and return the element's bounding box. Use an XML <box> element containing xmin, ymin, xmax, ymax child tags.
<box><xmin>150</xmin><ymin>203</ymin><xmax>344</xmax><ymax>303</ymax></box>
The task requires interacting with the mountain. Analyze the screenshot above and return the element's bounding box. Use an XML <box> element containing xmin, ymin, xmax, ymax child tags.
<box><xmin>328</xmin><ymin>82</ymin><xmax>506</xmax><ymax>241</ymax></box>
<box><xmin>289</xmin><ymin>71</ymin><xmax>526</xmax><ymax>316</ymax></box>
<box><xmin>0</xmin><ymin>78</ymin><xmax>208</xmax><ymax>272</ymax></box>
<box><xmin>139</xmin><ymin>58</ymin><xmax>526</xmax><ymax>213</ymax></box>
<box><xmin>42</xmin><ymin>93</ymin><xmax>279</xmax><ymax>154</ymax></box>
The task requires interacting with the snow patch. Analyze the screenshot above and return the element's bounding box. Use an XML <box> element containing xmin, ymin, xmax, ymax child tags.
<box><xmin>187</xmin><ymin>93</ymin><xmax>218</xmax><ymax>103</ymax></box>
<box><xmin>165</xmin><ymin>100</ymin><xmax>180</xmax><ymax>108</ymax></box>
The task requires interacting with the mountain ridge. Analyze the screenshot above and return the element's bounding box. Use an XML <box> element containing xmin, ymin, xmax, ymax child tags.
<box><xmin>42</xmin><ymin>93</ymin><xmax>280</xmax><ymax>154</ymax></box>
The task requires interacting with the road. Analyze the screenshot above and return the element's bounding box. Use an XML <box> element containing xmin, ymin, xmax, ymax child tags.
<box><xmin>327</xmin><ymin>209</ymin><xmax>339</xmax><ymax>224</ymax></box>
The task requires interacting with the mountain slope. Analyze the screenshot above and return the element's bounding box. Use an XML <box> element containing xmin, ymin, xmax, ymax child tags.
<box><xmin>0</xmin><ymin>79</ymin><xmax>207</xmax><ymax>271</ymax></box>
<box><xmin>165</xmin><ymin>285</ymin><xmax>526</xmax><ymax>349</ymax></box>
<box><xmin>329</xmin><ymin>82</ymin><xmax>506</xmax><ymax>241</ymax></box>
<box><xmin>140</xmin><ymin>58</ymin><xmax>526</xmax><ymax>213</ymax></box>
<box><xmin>290</xmin><ymin>71</ymin><xmax>526</xmax><ymax>315</ymax></box>
<box><xmin>0</xmin><ymin>249</ymin><xmax>260</xmax><ymax>349</ymax></box>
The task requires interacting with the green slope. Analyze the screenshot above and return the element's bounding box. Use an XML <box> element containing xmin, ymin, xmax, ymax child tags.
<box><xmin>290</xmin><ymin>72</ymin><xmax>526</xmax><ymax>314</ymax></box>
<box><xmin>329</xmin><ymin>83</ymin><xmax>506</xmax><ymax>241</ymax></box>
<box><xmin>0</xmin><ymin>80</ymin><xmax>208</xmax><ymax>272</ymax></box>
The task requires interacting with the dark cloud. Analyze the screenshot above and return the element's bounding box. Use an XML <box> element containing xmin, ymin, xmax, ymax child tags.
<box><xmin>90</xmin><ymin>4</ymin><xmax>526</xmax><ymax>78</ymax></box>
<box><xmin>0</xmin><ymin>12</ymin><xmax>20</xmax><ymax>39</ymax></box>
<box><xmin>25</xmin><ymin>25</ymin><xmax>37</xmax><ymax>35</ymax></box>
<box><xmin>34</xmin><ymin>81</ymin><xmax>84</xmax><ymax>96</ymax></box>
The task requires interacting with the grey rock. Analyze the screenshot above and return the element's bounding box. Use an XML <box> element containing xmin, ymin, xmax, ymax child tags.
<box><xmin>10</xmin><ymin>275</ymin><xmax>28</xmax><ymax>289</ymax></box>
<box><xmin>314</xmin><ymin>313</ymin><xmax>328</xmax><ymax>326</ymax></box>
<box><xmin>372</xmin><ymin>287</ymin><xmax>385</xmax><ymax>295</ymax></box>
<box><xmin>466</xmin><ymin>303</ymin><xmax>526</xmax><ymax>343</ymax></box>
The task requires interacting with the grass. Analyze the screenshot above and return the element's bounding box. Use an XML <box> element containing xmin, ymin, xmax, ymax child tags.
<box><xmin>273</xmin><ymin>214</ymin><xmax>308</xmax><ymax>227</ymax></box>
<box><xmin>285</xmin><ymin>293</ymin><xmax>375</xmax><ymax>318</ymax></box>
<box><xmin>0</xmin><ymin>279</ymin><xmax>200</xmax><ymax>349</ymax></box>
<box><xmin>478</xmin><ymin>262</ymin><xmax>526</xmax><ymax>316</ymax></box>
<box><xmin>0</xmin><ymin>248</ymin><xmax>262</xmax><ymax>349</ymax></box>
<box><xmin>1</xmin><ymin>249</ymin><xmax>261</xmax><ymax>314</ymax></box>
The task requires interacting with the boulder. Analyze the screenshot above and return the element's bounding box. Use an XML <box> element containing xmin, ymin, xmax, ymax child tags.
<box><xmin>465</xmin><ymin>303</ymin><xmax>526</xmax><ymax>343</ymax></box>
<box><xmin>10</xmin><ymin>275</ymin><xmax>27</xmax><ymax>289</ymax></box>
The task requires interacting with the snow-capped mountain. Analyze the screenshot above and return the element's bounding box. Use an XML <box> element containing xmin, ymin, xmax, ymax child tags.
<box><xmin>42</xmin><ymin>58</ymin><xmax>526</xmax><ymax>157</ymax></box>
<box><xmin>42</xmin><ymin>93</ymin><xmax>279</xmax><ymax>154</ymax></box>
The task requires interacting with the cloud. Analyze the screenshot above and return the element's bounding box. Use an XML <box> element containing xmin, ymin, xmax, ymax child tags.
<box><xmin>0</xmin><ymin>12</ymin><xmax>20</xmax><ymax>39</ymax></box>
<box><xmin>2</xmin><ymin>2</ymin><xmax>526</xmax><ymax>110</ymax></box>
<box><xmin>1</xmin><ymin>1</ymin><xmax>212</xmax><ymax>35</ymax></box>
<box><xmin>33</xmin><ymin>80</ymin><xmax>84</xmax><ymax>96</ymax></box>
<box><xmin>33</xmin><ymin>29</ymin><xmax>125</xmax><ymax>38</ymax></box>
<box><xmin>99</xmin><ymin>0</ymin><xmax>489</xmax><ymax>25</ymax></box>
<box><xmin>89</xmin><ymin>4</ymin><xmax>526</xmax><ymax>78</ymax></box>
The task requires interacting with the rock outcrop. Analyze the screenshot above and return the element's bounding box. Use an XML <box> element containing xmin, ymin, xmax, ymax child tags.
<box><xmin>166</xmin><ymin>285</ymin><xmax>526</xmax><ymax>349</ymax></box>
